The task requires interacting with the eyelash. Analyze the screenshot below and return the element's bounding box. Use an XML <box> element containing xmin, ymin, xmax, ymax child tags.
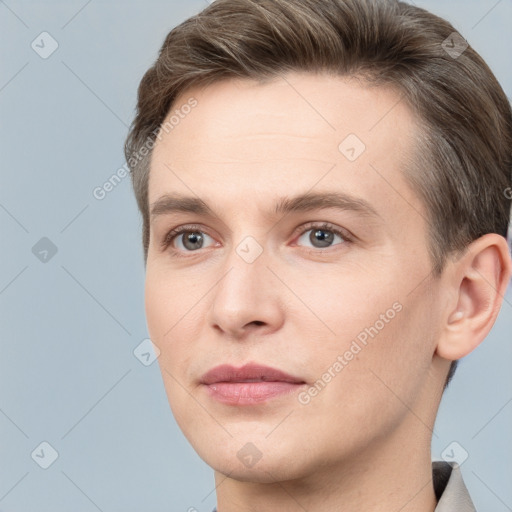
<box><xmin>161</xmin><ymin>222</ymin><xmax>353</xmax><ymax>257</ymax></box>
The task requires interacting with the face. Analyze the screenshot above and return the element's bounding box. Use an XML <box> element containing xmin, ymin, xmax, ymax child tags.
<box><xmin>145</xmin><ymin>72</ymin><xmax>447</xmax><ymax>482</ymax></box>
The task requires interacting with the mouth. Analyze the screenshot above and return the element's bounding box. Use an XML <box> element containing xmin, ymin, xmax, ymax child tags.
<box><xmin>200</xmin><ymin>363</ymin><xmax>306</xmax><ymax>405</ymax></box>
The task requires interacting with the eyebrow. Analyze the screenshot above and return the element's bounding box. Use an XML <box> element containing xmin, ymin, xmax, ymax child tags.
<box><xmin>150</xmin><ymin>191</ymin><xmax>380</xmax><ymax>222</ymax></box>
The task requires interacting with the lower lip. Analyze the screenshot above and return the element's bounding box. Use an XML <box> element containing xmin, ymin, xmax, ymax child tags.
<box><xmin>203</xmin><ymin>381</ymin><xmax>304</xmax><ymax>405</ymax></box>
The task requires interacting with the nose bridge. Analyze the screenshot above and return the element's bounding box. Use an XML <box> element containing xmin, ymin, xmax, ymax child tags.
<box><xmin>209</xmin><ymin>231</ymin><xmax>282</xmax><ymax>336</ymax></box>
<box><xmin>220</xmin><ymin>207</ymin><xmax>270</xmax><ymax>279</ymax></box>
<box><xmin>216</xmin><ymin>233</ymin><xmax>268</xmax><ymax>304</ymax></box>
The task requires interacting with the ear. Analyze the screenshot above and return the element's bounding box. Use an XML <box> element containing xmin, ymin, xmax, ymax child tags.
<box><xmin>435</xmin><ymin>233</ymin><xmax>512</xmax><ymax>361</ymax></box>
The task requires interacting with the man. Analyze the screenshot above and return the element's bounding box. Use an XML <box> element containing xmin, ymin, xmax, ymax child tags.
<box><xmin>124</xmin><ymin>0</ymin><xmax>512</xmax><ymax>510</ymax></box>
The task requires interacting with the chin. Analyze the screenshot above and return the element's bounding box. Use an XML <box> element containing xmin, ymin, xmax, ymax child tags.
<box><xmin>207</xmin><ymin>454</ymin><xmax>309</xmax><ymax>484</ymax></box>
<box><xmin>191</xmin><ymin>435</ymin><xmax>315</xmax><ymax>484</ymax></box>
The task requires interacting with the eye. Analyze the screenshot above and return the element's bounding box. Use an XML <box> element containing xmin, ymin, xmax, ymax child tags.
<box><xmin>162</xmin><ymin>225</ymin><xmax>216</xmax><ymax>253</ymax></box>
<box><xmin>294</xmin><ymin>222</ymin><xmax>350</xmax><ymax>249</ymax></box>
<box><xmin>161</xmin><ymin>221</ymin><xmax>351</xmax><ymax>257</ymax></box>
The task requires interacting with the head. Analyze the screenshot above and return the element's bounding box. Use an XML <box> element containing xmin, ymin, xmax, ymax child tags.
<box><xmin>125</xmin><ymin>0</ymin><xmax>511</xmax><ymax>483</ymax></box>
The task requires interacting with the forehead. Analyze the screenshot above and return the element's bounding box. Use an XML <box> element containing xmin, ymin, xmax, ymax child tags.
<box><xmin>148</xmin><ymin>72</ymin><xmax>422</xmax><ymax>221</ymax></box>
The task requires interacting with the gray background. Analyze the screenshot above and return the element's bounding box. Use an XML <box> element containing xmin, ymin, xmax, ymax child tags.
<box><xmin>1</xmin><ymin>0</ymin><xmax>511</xmax><ymax>511</ymax></box>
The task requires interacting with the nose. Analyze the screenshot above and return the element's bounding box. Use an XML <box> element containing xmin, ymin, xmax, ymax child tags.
<box><xmin>208</xmin><ymin>240</ymin><xmax>285</xmax><ymax>340</ymax></box>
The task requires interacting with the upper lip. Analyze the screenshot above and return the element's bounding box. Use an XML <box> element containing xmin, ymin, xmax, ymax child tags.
<box><xmin>200</xmin><ymin>363</ymin><xmax>305</xmax><ymax>385</ymax></box>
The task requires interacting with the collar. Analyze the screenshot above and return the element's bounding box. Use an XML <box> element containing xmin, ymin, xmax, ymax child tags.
<box><xmin>433</xmin><ymin>460</ymin><xmax>476</xmax><ymax>511</ymax></box>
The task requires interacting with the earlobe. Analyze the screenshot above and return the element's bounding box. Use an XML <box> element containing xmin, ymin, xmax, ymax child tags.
<box><xmin>436</xmin><ymin>234</ymin><xmax>512</xmax><ymax>361</ymax></box>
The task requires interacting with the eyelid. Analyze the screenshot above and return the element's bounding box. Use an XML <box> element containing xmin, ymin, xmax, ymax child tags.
<box><xmin>290</xmin><ymin>221</ymin><xmax>354</xmax><ymax>244</ymax></box>
<box><xmin>161</xmin><ymin>221</ymin><xmax>354</xmax><ymax>255</ymax></box>
<box><xmin>160</xmin><ymin>223</ymin><xmax>214</xmax><ymax>251</ymax></box>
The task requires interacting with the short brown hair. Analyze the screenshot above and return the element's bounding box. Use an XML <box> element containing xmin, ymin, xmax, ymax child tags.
<box><xmin>124</xmin><ymin>0</ymin><xmax>512</xmax><ymax>388</ymax></box>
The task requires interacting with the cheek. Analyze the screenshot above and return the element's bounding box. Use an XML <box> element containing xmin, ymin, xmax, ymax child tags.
<box><xmin>144</xmin><ymin>273</ymin><xmax>169</xmax><ymax>345</ymax></box>
<box><xmin>308</xmin><ymin>271</ymin><xmax>435</xmax><ymax>397</ymax></box>
<box><xmin>144</xmin><ymin>264</ymin><xmax>193</xmax><ymax>340</ymax></box>
<box><xmin>144</xmin><ymin>270</ymin><xmax>200</xmax><ymax>371</ymax></box>
<box><xmin>144</xmin><ymin>271</ymin><xmax>187</xmax><ymax>376</ymax></box>
<box><xmin>319</xmin><ymin>276</ymin><xmax>402</xmax><ymax>344</ymax></box>
<box><xmin>295</xmin><ymin>297</ymin><xmax>434</xmax><ymax>450</ymax></box>
<box><xmin>145</xmin><ymin>272</ymin><xmax>199</xmax><ymax>423</ymax></box>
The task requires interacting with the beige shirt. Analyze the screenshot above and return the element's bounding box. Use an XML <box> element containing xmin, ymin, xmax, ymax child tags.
<box><xmin>211</xmin><ymin>461</ymin><xmax>476</xmax><ymax>511</ymax></box>
<box><xmin>433</xmin><ymin>460</ymin><xmax>476</xmax><ymax>511</ymax></box>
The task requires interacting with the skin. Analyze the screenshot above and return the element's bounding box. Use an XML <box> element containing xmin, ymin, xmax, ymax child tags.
<box><xmin>145</xmin><ymin>72</ymin><xmax>511</xmax><ymax>512</ymax></box>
